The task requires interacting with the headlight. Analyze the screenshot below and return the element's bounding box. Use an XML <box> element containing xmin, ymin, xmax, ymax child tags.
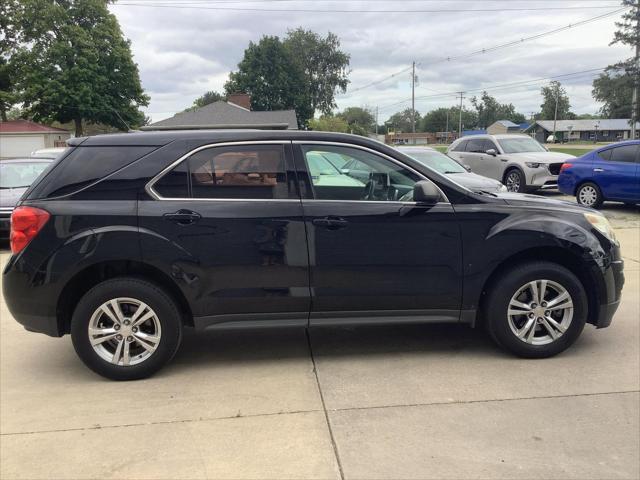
<box><xmin>525</xmin><ymin>162</ymin><xmax>542</xmax><ymax>168</ymax></box>
<box><xmin>498</xmin><ymin>184</ymin><xmax>508</xmax><ymax>192</ymax></box>
<box><xmin>584</xmin><ymin>213</ymin><xmax>617</xmax><ymax>242</ymax></box>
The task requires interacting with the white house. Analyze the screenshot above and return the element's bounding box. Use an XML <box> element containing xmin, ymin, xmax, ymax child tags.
<box><xmin>0</xmin><ymin>120</ymin><xmax>71</xmax><ymax>159</ymax></box>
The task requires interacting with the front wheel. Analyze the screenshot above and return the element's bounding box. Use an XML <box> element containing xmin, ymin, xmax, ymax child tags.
<box><xmin>484</xmin><ymin>261</ymin><xmax>587</xmax><ymax>358</ymax></box>
<box><xmin>71</xmin><ymin>278</ymin><xmax>183</xmax><ymax>380</ymax></box>
<box><xmin>504</xmin><ymin>169</ymin><xmax>526</xmax><ymax>193</ymax></box>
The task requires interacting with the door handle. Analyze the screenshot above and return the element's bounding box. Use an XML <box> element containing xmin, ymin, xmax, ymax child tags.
<box><xmin>593</xmin><ymin>168</ymin><xmax>605</xmax><ymax>172</ymax></box>
<box><xmin>164</xmin><ymin>209</ymin><xmax>201</xmax><ymax>225</ymax></box>
<box><xmin>312</xmin><ymin>216</ymin><xmax>348</xmax><ymax>230</ymax></box>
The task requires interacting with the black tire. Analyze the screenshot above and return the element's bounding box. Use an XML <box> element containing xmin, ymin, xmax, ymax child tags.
<box><xmin>71</xmin><ymin>278</ymin><xmax>183</xmax><ymax>380</ymax></box>
<box><xmin>503</xmin><ymin>168</ymin><xmax>526</xmax><ymax>193</ymax></box>
<box><xmin>484</xmin><ymin>261</ymin><xmax>587</xmax><ymax>358</ymax></box>
<box><xmin>575</xmin><ymin>182</ymin><xmax>603</xmax><ymax>208</ymax></box>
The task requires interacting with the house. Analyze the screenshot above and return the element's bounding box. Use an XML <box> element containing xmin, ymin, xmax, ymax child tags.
<box><xmin>0</xmin><ymin>120</ymin><xmax>71</xmax><ymax>159</ymax></box>
<box><xmin>142</xmin><ymin>94</ymin><xmax>298</xmax><ymax>131</ymax></box>
<box><xmin>525</xmin><ymin>119</ymin><xmax>640</xmax><ymax>143</ymax></box>
<box><xmin>487</xmin><ymin>120</ymin><xmax>521</xmax><ymax>135</ymax></box>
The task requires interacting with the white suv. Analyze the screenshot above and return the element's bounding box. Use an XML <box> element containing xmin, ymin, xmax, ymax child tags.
<box><xmin>446</xmin><ymin>134</ymin><xmax>574</xmax><ymax>192</ymax></box>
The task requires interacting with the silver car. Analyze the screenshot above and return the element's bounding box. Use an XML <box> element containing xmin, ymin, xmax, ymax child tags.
<box><xmin>446</xmin><ymin>134</ymin><xmax>574</xmax><ymax>192</ymax></box>
<box><xmin>396</xmin><ymin>146</ymin><xmax>506</xmax><ymax>193</ymax></box>
<box><xmin>0</xmin><ymin>158</ymin><xmax>53</xmax><ymax>239</ymax></box>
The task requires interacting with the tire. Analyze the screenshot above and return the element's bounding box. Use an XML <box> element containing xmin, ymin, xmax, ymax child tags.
<box><xmin>504</xmin><ymin>168</ymin><xmax>526</xmax><ymax>193</ymax></box>
<box><xmin>576</xmin><ymin>182</ymin><xmax>603</xmax><ymax>208</ymax></box>
<box><xmin>71</xmin><ymin>278</ymin><xmax>183</xmax><ymax>380</ymax></box>
<box><xmin>484</xmin><ymin>261</ymin><xmax>587</xmax><ymax>358</ymax></box>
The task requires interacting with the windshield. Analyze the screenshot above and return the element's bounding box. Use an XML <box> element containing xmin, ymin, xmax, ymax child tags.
<box><xmin>497</xmin><ymin>137</ymin><xmax>547</xmax><ymax>154</ymax></box>
<box><xmin>0</xmin><ymin>162</ymin><xmax>51</xmax><ymax>189</ymax></box>
<box><xmin>400</xmin><ymin>149</ymin><xmax>466</xmax><ymax>174</ymax></box>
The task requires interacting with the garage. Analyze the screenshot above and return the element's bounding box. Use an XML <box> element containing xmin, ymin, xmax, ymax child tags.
<box><xmin>0</xmin><ymin>120</ymin><xmax>70</xmax><ymax>159</ymax></box>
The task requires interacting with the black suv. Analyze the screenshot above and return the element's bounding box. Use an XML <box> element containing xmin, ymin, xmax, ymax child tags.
<box><xmin>2</xmin><ymin>130</ymin><xmax>624</xmax><ymax>380</ymax></box>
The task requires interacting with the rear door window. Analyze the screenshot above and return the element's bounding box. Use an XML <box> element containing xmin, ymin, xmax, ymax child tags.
<box><xmin>450</xmin><ymin>140</ymin><xmax>467</xmax><ymax>152</ymax></box>
<box><xmin>153</xmin><ymin>144</ymin><xmax>291</xmax><ymax>200</ymax></box>
<box><xmin>465</xmin><ymin>138</ymin><xmax>486</xmax><ymax>153</ymax></box>
<box><xmin>27</xmin><ymin>146</ymin><xmax>156</xmax><ymax>199</ymax></box>
<box><xmin>608</xmin><ymin>145</ymin><xmax>639</xmax><ymax>163</ymax></box>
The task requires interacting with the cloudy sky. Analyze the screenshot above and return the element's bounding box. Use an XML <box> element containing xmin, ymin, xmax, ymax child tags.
<box><xmin>108</xmin><ymin>0</ymin><xmax>630</xmax><ymax>123</ymax></box>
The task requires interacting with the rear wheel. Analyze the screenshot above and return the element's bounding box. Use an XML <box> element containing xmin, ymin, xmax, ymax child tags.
<box><xmin>504</xmin><ymin>168</ymin><xmax>526</xmax><ymax>193</ymax></box>
<box><xmin>71</xmin><ymin>278</ymin><xmax>183</xmax><ymax>380</ymax></box>
<box><xmin>576</xmin><ymin>182</ymin><xmax>603</xmax><ymax>208</ymax></box>
<box><xmin>484</xmin><ymin>262</ymin><xmax>587</xmax><ymax>358</ymax></box>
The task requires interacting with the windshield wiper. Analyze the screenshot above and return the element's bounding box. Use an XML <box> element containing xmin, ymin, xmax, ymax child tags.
<box><xmin>443</xmin><ymin>171</ymin><xmax>462</xmax><ymax>174</ymax></box>
<box><xmin>0</xmin><ymin>185</ymin><xmax>29</xmax><ymax>189</ymax></box>
<box><xmin>475</xmin><ymin>190</ymin><xmax>498</xmax><ymax>197</ymax></box>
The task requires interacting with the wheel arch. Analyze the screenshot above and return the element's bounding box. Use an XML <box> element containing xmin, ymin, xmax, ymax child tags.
<box><xmin>56</xmin><ymin>259</ymin><xmax>194</xmax><ymax>334</ymax></box>
<box><xmin>476</xmin><ymin>246</ymin><xmax>600</xmax><ymax>328</ymax></box>
<box><xmin>502</xmin><ymin>164</ymin><xmax>526</xmax><ymax>186</ymax></box>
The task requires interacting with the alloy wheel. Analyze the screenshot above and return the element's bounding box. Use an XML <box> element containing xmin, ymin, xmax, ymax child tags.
<box><xmin>578</xmin><ymin>185</ymin><xmax>598</xmax><ymax>207</ymax></box>
<box><xmin>88</xmin><ymin>297</ymin><xmax>162</xmax><ymax>366</ymax></box>
<box><xmin>507</xmin><ymin>279</ymin><xmax>573</xmax><ymax>346</ymax></box>
<box><xmin>505</xmin><ymin>171</ymin><xmax>521</xmax><ymax>192</ymax></box>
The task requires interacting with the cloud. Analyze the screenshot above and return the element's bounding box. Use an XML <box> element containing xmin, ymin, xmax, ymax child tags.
<box><xmin>109</xmin><ymin>2</ymin><xmax>627</xmax><ymax>122</ymax></box>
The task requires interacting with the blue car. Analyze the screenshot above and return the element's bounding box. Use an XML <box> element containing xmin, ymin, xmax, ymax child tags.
<box><xmin>558</xmin><ymin>140</ymin><xmax>639</xmax><ymax>208</ymax></box>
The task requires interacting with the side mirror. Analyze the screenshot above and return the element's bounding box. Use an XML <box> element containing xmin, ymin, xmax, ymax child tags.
<box><xmin>463</xmin><ymin>164</ymin><xmax>472</xmax><ymax>172</ymax></box>
<box><xmin>413</xmin><ymin>181</ymin><xmax>441</xmax><ymax>205</ymax></box>
<box><xmin>486</xmin><ymin>149</ymin><xmax>497</xmax><ymax>156</ymax></box>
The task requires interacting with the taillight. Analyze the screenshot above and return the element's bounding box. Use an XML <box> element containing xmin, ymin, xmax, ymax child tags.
<box><xmin>560</xmin><ymin>163</ymin><xmax>573</xmax><ymax>173</ymax></box>
<box><xmin>10</xmin><ymin>206</ymin><xmax>50</xmax><ymax>254</ymax></box>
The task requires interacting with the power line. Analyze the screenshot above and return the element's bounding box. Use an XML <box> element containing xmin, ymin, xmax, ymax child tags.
<box><xmin>114</xmin><ymin>2</ymin><xmax>621</xmax><ymax>13</ymax></box>
<box><xmin>344</xmin><ymin>7</ymin><xmax>626</xmax><ymax>95</ymax></box>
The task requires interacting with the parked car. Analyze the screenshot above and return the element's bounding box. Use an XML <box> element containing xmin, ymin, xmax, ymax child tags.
<box><xmin>0</xmin><ymin>158</ymin><xmax>54</xmax><ymax>239</ymax></box>
<box><xmin>558</xmin><ymin>140</ymin><xmax>639</xmax><ymax>208</ymax></box>
<box><xmin>30</xmin><ymin>147</ymin><xmax>68</xmax><ymax>159</ymax></box>
<box><xmin>3</xmin><ymin>131</ymin><xmax>624</xmax><ymax>380</ymax></box>
<box><xmin>395</xmin><ymin>146</ymin><xmax>507</xmax><ymax>193</ymax></box>
<box><xmin>447</xmin><ymin>134</ymin><xmax>574</xmax><ymax>193</ymax></box>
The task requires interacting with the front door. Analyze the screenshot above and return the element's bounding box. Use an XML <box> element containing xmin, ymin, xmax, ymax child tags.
<box><xmin>593</xmin><ymin>144</ymin><xmax>640</xmax><ymax>202</ymax></box>
<box><xmin>460</xmin><ymin>138</ymin><xmax>501</xmax><ymax>181</ymax></box>
<box><xmin>293</xmin><ymin>142</ymin><xmax>463</xmax><ymax>325</ymax></box>
<box><xmin>139</xmin><ymin>141</ymin><xmax>310</xmax><ymax>328</ymax></box>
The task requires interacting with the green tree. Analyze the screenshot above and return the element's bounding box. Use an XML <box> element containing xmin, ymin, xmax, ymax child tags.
<box><xmin>283</xmin><ymin>28</ymin><xmax>350</xmax><ymax>115</ymax></box>
<box><xmin>8</xmin><ymin>0</ymin><xmax>149</xmax><ymax>136</ymax></box>
<box><xmin>539</xmin><ymin>81</ymin><xmax>572</xmax><ymax>120</ymax></box>
<box><xmin>337</xmin><ymin>106</ymin><xmax>375</xmax><ymax>135</ymax></box>
<box><xmin>308</xmin><ymin>114</ymin><xmax>350</xmax><ymax>133</ymax></box>
<box><xmin>225</xmin><ymin>36</ymin><xmax>311</xmax><ymax>127</ymax></box>
<box><xmin>421</xmin><ymin>106</ymin><xmax>477</xmax><ymax>133</ymax></box>
<box><xmin>470</xmin><ymin>92</ymin><xmax>525</xmax><ymax>128</ymax></box>
<box><xmin>186</xmin><ymin>90</ymin><xmax>226</xmax><ymax>111</ymax></box>
<box><xmin>0</xmin><ymin>1</ymin><xmax>21</xmax><ymax>121</ymax></box>
<box><xmin>592</xmin><ymin>1</ymin><xmax>639</xmax><ymax>121</ymax></box>
<box><xmin>385</xmin><ymin>108</ymin><xmax>421</xmax><ymax>133</ymax></box>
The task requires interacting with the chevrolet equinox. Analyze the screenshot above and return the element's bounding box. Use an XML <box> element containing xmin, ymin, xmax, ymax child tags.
<box><xmin>2</xmin><ymin>130</ymin><xmax>624</xmax><ymax>380</ymax></box>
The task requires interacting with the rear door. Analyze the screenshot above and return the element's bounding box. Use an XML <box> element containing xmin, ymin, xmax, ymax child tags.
<box><xmin>293</xmin><ymin>142</ymin><xmax>463</xmax><ymax>325</ymax></box>
<box><xmin>139</xmin><ymin>141</ymin><xmax>311</xmax><ymax>328</ymax></box>
<box><xmin>592</xmin><ymin>144</ymin><xmax>639</xmax><ymax>202</ymax></box>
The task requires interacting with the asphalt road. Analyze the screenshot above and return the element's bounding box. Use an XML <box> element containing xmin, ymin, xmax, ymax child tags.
<box><xmin>1</xmin><ymin>197</ymin><xmax>638</xmax><ymax>479</ymax></box>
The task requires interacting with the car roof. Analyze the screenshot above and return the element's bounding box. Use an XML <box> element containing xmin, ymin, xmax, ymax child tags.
<box><xmin>68</xmin><ymin>129</ymin><xmax>389</xmax><ymax>148</ymax></box>
<box><xmin>396</xmin><ymin>146</ymin><xmax>437</xmax><ymax>152</ymax></box>
<box><xmin>597</xmin><ymin>140</ymin><xmax>639</xmax><ymax>150</ymax></box>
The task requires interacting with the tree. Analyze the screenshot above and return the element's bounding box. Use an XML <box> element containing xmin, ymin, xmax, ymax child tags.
<box><xmin>337</xmin><ymin>106</ymin><xmax>375</xmax><ymax>135</ymax></box>
<box><xmin>7</xmin><ymin>0</ymin><xmax>149</xmax><ymax>136</ymax></box>
<box><xmin>386</xmin><ymin>108</ymin><xmax>422</xmax><ymax>133</ymax></box>
<box><xmin>0</xmin><ymin>1</ymin><xmax>21</xmax><ymax>121</ymax></box>
<box><xmin>539</xmin><ymin>81</ymin><xmax>572</xmax><ymax>121</ymax></box>
<box><xmin>186</xmin><ymin>90</ymin><xmax>226</xmax><ymax>111</ymax></box>
<box><xmin>283</xmin><ymin>28</ymin><xmax>350</xmax><ymax>115</ymax></box>
<box><xmin>592</xmin><ymin>1</ymin><xmax>639</xmax><ymax>121</ymax></box>
<box><xmin>225</xmin><ymin>36</ymin><xmax>311</xmax><ymax>127</ymax></box>
<box><xmin>308</xmin><ymin>114</ymin><xmax>350</xmax><ymax>133</ymax></box>
<box><xmin>470</xmin><ymin>92</ymin><xmax>525</xmax><ymax>128</ymax></box>
<box><xmin>421</xmin><ymin>106</ymin><xmax>477</xmax><ymax>133</ymax></box>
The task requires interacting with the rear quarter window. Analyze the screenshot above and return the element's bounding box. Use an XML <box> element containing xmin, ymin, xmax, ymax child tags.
<box><xmin>27</xmin><ymin>146</ymin><xmax>156</xmax><ymax>199</ymax></box>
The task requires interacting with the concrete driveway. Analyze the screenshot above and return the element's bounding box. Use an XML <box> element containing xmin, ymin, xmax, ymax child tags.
<box><xmin>1</xmin><ymin>204</ymin><xmax>638</xmax><ymax>479</ymax></box>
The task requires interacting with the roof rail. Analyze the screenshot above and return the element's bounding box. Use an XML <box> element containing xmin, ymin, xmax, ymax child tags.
<box><xmin>139</xmin><ymin>123</ymin><xmax>291</xmax><ymax>131</ymax></box>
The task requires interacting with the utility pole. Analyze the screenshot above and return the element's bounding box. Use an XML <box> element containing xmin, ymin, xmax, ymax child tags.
<box><xmin>552</xmin><ymin>84</ymin><xmax>559</xmax><ymax>143</ymax></box>
<box><xmin>632</xmin><ymin>1</ymin><xmax>639</xmax><ymax>139</ymax></box>
<box><xmin>411</xmin><ymin>61</ymin><xmax>416</xmax><ymax>133</ymax></box>
<box><xmin>445</xmin><ymin>109</ymin><xmax>449</xmax><ymax>144</ymax></box>
<box><xmin>375</xmin><ymin>106</ymin><xmax>379</xmax><ymax>135</ymax></box>
<box><xmin>458</xmin><ymin>92</ymin><xmax>465</xmax><ymax>138</ymax></box>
